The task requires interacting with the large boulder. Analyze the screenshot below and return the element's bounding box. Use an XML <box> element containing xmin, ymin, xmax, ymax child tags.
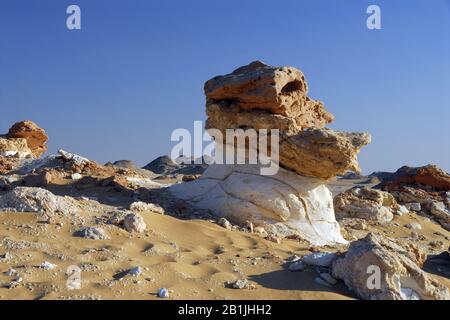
<box><xmin>0</xmin><ymin>187</ymin><xmax>79</xmax><ymax>215</ymax></box>
<box><xmin>170</xmin><ymin>164</ymin><xmax>347</xmax><ymax>246</ymax></box>
<box><xmin>7</xmin><ymin>121</ymin><xmax>48</xmax><ymax>158</ymax></box>
<box><xmin>334</xmin><ymin>187</ymin><xmax>399</xmax><ymax>223</ymax></box>
<box><xmin>380</xmin><ymin>165</ymin><xmax>450</xmax><ymax>192</ymax></box>
<box><xmin>332</xmin><ymin>233</ymin><xmax>449</xmax><ymax>300</ymax></box>
<box><xmin>205</xmin><ymin>60</ymin><xmax>326</xmax><ymax>118</ymax></box>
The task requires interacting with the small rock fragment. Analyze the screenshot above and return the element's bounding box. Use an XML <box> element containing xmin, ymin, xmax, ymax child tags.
<box><xmin>157</xmin><ymin>287</ymin><xmax>169</xmax><ymax>298</ymax></box>
<box><xmin>73</xmin><ymin>226</ymin><xmax>109</xmax><ymax>240</ymax></box>
<box><xmin>123</xmin><ymin>213</ymin><xmax>146</xmax><ymax>233</ymax></box>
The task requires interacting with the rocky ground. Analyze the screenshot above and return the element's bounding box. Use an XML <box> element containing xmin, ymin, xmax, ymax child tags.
<box><xmin>1</xmin><ymin>61</ymin><xmax>449</xmax><ymax>300</ymax></box>
<box><xmin>0</xmin><ymin>146</ymin><xmax>448</xmax><ymax>299</ymax></box>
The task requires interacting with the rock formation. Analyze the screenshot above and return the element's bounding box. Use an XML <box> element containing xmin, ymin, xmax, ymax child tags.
<box><xmin>378</xmin><ymin>165</ymin><xmax>450</xmax><ymax>231</ymax></box>
<box><xmin>334</xmin><ymin>187</ymin><xmax>400</xmax><ymax>224</ymax></box>
<box><xmin>170</xmin><ymin>61</ymin><xmax>371</xmax><ymax>246</ymax></box>
<box><xmin>0</xmin><ymin>121</ymin><xmax>48</xmax><ymax>174</ymax></box>
<box><xmin>7</xmin><ymin>121</ymin><xmax>48</xmax><ymax>158</ymax></box>
<box><xmin>332</xmin><ymin>233</ymin><xmax>450</xmax><ymax>300</ymax></box>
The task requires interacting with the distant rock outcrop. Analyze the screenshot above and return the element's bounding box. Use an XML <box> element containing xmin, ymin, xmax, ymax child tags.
<box><xmin>378</xmin><ymin>165</ymin><xmax>450</xmax><ymax>230</ymax></box>
<box><xmin>143</xmin><ymin>156</ymin><xmax>179</xmax><ymax>175</ymax></box>
<box><xmin>7</xmin><ymin>121</ymin><xmax>48</xmax><ymax>158</ymax></box>
<box><xmin>378</xmin><ymin>165</ymin><xmax>450</xmax><ymax>192</ymax></box>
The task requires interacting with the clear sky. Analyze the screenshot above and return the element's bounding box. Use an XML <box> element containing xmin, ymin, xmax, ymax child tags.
<box><xmin>1</xmin><ymin>0</ymin><xmax>449</xmax><ymax>174</ymax></box>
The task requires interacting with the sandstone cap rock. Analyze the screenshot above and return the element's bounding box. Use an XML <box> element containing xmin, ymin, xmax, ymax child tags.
<box><xmin>204</xmin><ymin>60</ymin><xmax>332</xmax><ymax>120</ymax></box>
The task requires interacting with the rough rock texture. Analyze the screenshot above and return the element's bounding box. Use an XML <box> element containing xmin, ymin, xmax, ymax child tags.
<box><xmin>170</xmin><ymin>164</ymin><xmax>347</xmax><ymax>246</ymax></box>
<box><xmin>166</xmin><ymin>61</ymin><xmax>372</xmax><ymax>246</ymax></box>
<box><xmin>73</xmin><ymin>227</ymin><xmax>109</xmax><ymax>240</ymax></box>
<box><xmin>206</xmin><ymin>97</ymin><xmax>332</xmax><ymax>138</ymax></box>
<box><xmin>332</xmin><ymin>233</ymin><xmax>449</xmax><ymax>300</ymax></box>
<box><xmin>206</xmin><ymin>61</ymin><xmax>318</xmax><ymax>118</ymax></box>
<box><xmin>379</xmin><ymin>165</ymin><xmax>450</xmax><ymax>230</ymax></box>
<box><xmin>279</xmin><ymin>128</ymin><xmax>371</xmax><ymax>179</ymax></box>
<box><xmin>7</xmin><ymin>121</ymin><xmax>48</xmax><ymax>158</ymax></box>
<box><xmin>380</xmin><ymin>165</ymin><xmax>450</xmax><ymax>192</ymax></box>
<box><xmin>0</xmin><ymin>137</ymin><xmax>33</xmax><ymax>159</ymax></box>
<box><xmin>0</xmin><ymin>187</ymin><xmax>79</xmax><ymax>215</ymax></box>
<box><xmin>123</xmin><ymin>213</ymin><xmax>147</xmax><ymax>233</ymax></box>
<box><xmin>334</xmin><ymin>187</ymin><xmax>399</xmax><ymax>223</ymax></box>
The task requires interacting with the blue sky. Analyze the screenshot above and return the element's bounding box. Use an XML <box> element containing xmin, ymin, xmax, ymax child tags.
<box><xmin>1</xmin><ymin>0</ymin><xmax>449</xmax><ymax>174</ymax></box>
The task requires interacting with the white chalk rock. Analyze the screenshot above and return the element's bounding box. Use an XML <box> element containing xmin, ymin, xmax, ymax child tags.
<box><xmin>169</xmin><ymin>164</ymin><xmax>347</xmax><ymax>247</ymax></box>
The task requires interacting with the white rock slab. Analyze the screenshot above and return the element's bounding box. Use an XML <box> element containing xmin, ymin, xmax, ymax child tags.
<box><xmin>170</xmin><ymin>164</ymin><xmax>347</xmax><ymax>246</ymax></box>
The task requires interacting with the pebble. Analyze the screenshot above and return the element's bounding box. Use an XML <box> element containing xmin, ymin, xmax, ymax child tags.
<box><xmin>73</xmin><ymin>226</ymin><xmax>109</xmax><ymax>240</ymax></box>
<box><xmin>218</xmin><ymin>218</ymin><xmax>232</xmax><ymax>230</ymax></box>
<box><xmin>405</xmin><ymin>222</ymin><xmax>422</xmax><ymax>230</ymax></box>
<box><xmin>157</xmin><ymin>287</ymin><xmax>169</xmax><ymax>298</ymax></box>
<box><xmin>4</xmin><ymin>268</ymin><xmax>17</xmax><ymax>276</ymax></box>
<box><xmin>405</xmin><ymin>203</ymin><xmax>421</xmax><ymax>212</ymax></box>
<box><xmin>40</xmin><ymin>261</ymin><xmax>57</xmax><ymax>270</ymax></box>
<box><xmin>230</xmin><ymin>279</ymin><xmax>253</xmax><ymax>289</ymax></box>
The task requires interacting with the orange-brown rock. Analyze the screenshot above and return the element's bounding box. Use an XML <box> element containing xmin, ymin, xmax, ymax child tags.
<box><xmin>7</xmin><ymin>121</ymin><xmax>48</xmax><ymax>158</ymax></box>
<box><xmin>381</xmin><ymin>165</ymin><xmax>450</xmax><ymax>192</ymax></box>
<box><xmin>206</xmin><ymin>97</ymin><xmax>333</xmax><ymax>138</ymax></box>
<box><xmin>278</xmin><ymin>128</ymin><xmax>371</xmax><ymax>180</ymax></box>
<box><xmin>0</xmin><ymin>158</ymin><xmax>16</xmax><ymax>175</ymax></box>
<box><xmin>204</xmin><ymin>61</ymin><xmax>334</xmax><ymax>121</ymax></box>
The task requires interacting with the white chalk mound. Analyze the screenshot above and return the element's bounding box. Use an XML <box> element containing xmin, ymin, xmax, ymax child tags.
<box><xmin>170</xmin><ymin>164</ymin><xmax>347</xmax><ymax>246</ymax></box>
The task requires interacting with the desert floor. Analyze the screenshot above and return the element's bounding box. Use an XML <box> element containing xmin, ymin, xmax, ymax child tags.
<box><xmin>1</xmin><ymin>178</ymin><xmax>448</xmax><ymax>300</ymax></box>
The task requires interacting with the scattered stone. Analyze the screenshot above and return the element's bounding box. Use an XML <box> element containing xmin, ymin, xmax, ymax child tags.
<box><xmin>73</xmin><ymin>227</ymin><xmax>109</xmax><ymax>240</ymax></box>
<box><xmin>127</xmin><ymin>266</ymin><xmax>142</xmax><ymax>277</ymax></box>
<box><xmin>157</xmin><ymin>287</ymin><xmax>169</xmax><ymax>298</ymax></box>
<box><xmin>332</xmin><ymin>233</ymin><xmax>449</xmax><ymax>300</ymax></box>
<box><xmin>405</xmin><ymin>203</ymin><xmax>421</xmax><ymax>212</ymax></box>
<box><xmin>334</xmin><ymin>187</ymin><xmax>397</xmax><ymax>223</ymax></box>
<box><xmin>123</xmin><ymin>213</ymin><xmax>146</xmax><ymax>233</ymax></box>
<box><xmin>218</xmin><ymin>217</ymin><xmax>232</xmax><ymax>230</ymax></box>
<box><xmin>4</xmin><ymin>268</ymin><xmax>17</xmax><ymax>276</ymax></box>
<box><xmin>353</xmin><ymin>220</ymin><xmax>368</xmax><ymax>230</ymax></box>
<box><xmin>4</xmin><ymin>277</ymin><xmax>22</xmax><ymax>289</ymax></box>
<box><xmin>129</xmin><ymin>201</ymin><xmax>165</xmax><ymax>214</ymax></box>
<box><xmin>0</xmin><ymin>253</ymin><xmax>11</xmax><ymax>262</ymax></box>
<box><xmin>397</xmin><ymin>205</ymin><xmax>409</xmax><ymax>216</ymax></box>
<box><xmin>253</xmin><ymin>226</ymin><xmax>268</xmax><ymax>237</ymax></box>
<box><xmin>302</xmin><ymin>252</ymin><xmax>337</xmax><ymax>267</ymax></box>
<box><xmin>229</xmin><ymin>279</ymin><xmax>255</xmax><ymax>290</ymax></box>
<box><xmin>39</xmin><ymin>261</ymin><xmax>57</xmax><ymax>270</ymax></box>
<box><xmin>113</xmin><ymin>266</ymin><xmax>142</xmax><ymax>280</ymax></box>
<box><xmin>58</xmin><ymin>149</ymin><xmax>90</xmax><ymax>166</ymax></box>
<box><xmin>71</xmin><ymin>173</ymin><xmax>83</xmax><ymax>180</ymax></box>
<box><xmin>405</xmin><ymin>222</ymin><xmax>422</xmax><ymax>230</ymax></box>
<box><xmin>265</xmin><ymin>234</ymin><xmax>281</xmax><ymax>244</ymax></box>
